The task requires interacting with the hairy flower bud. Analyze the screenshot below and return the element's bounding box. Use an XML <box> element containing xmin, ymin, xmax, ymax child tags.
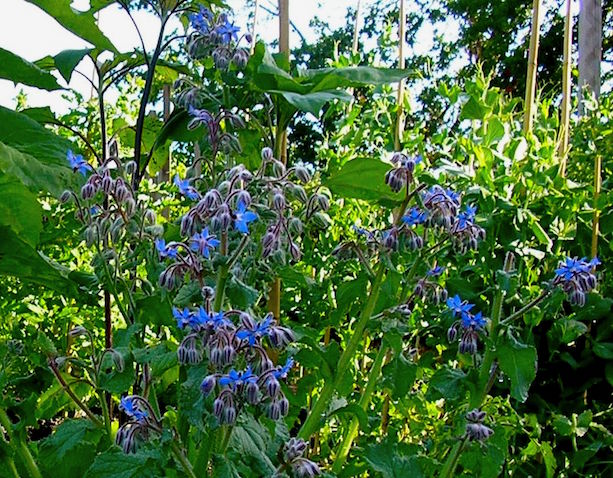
<box><xmin>294</xmin><ymin>166</ymin><xmax>311</xmax><ymax>183</ymax></box>
<box><xmin>200</xmin><ymin>375</ymin><xmax>216</xmax><ymax>395</ymax></box>
<box><xmin>246</xmin><ymin>382</ymin><xmax>259</xmax><ymax>404</ymax></box>
<box><xmin>261</xmin><ymin>147</ymin><xmax>273</xmax><ymax>162</ymax></box>
<box><xmin>273</xmin><ymin>191</ymin><xmax>286</xmax><ymax>211</ymax></box>
<box><xmin>81</xmin><ymin>183</ymin><xmax>95</xmax><ymax>199</ymax></box>
<box><xmin>60</xmin><ymin>190</ymin><xmax>72</xmax><ymax>204</ymax></box>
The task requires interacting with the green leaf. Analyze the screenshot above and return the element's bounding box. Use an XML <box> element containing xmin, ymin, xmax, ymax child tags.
<box><xmin>328</xmin><ymin>403</ymin><xmax>369</xmax><ymax>430</ymax></box>
<box><xmin>135</xmin><ymin>294</ymin><xmax>172</xmax><ymax>327</ymax></box>
<box><xmin>25</xmin><ymin>0</ymin><xmax>117</xmax><ymax>53</ymax></box>
<box><xmin>0</xmin><ymin>176</ymin><xmax>42</xmax><ymax>248</ymax></box>
<box><xmin>54</xmin><ymin>48</ymin><xmax>93</xmax><ymax>82</ymax></box>
<box><xmin>271</xmin><ymin>89</ymin><xmax>353</xmax><ymax>115</ymax></box>
<box><xmin>460</xmin><ymin>96</ymin><xmax>492</xmax><ymax>120</ymax></box>
<box><xmin>0</xmin><ymin>47</ymin><xmax>62</xmax><ymax>90</ymax></box>
<box><xmin>498</xmin><ymin>336</ymin><xmax>537</xmax><ymax>402</ymax></box>
<box><xmin>39</xmin><ymin>419</ymin><xmax>103</xmax><ymax>478</ymax></box>
<box><xmin>324</xmin><ymin>157</ymin><xmax>403</xmax><ymax>205</ymax></box>
<box><xmin>593</xmin><ymin>342</ymin><xmax>613</xmax><ymax>360</ymax></box>
<box><xmin>226</xmin><ymin>276</ymin><xmax>259</xmax><ymax>309</ymax></box>
<box><xmin>20</xmin><ymin>106</ymin><xmax>57</xmax><ymax>124</ymax></box>
<box><xmin>85</xmin><ymin>448</ymin><xmax>161</xmax><ymax>478</ymax></box>
<box><xmin>364</xmin><ymin>442</ymin><xmax>423</xmax><ymax>478</ymax></box>
<box><xmin>382</xmin><ymin>354</ymin><xmax>417</xmax><ymax>399</ymax></box>
<box><xmin>426</xmin><ymin>367</ymin><xmax>466</xmax><ymax>402</ymax></box>
<box><xmin>303</xmin><ymin>66</ymin><xmax>413</xmax><ymax>89</ymax></box>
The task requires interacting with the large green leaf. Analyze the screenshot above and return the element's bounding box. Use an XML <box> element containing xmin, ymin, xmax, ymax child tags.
<box><xmin>364</xmin><ymin>442</ymin><xmax>424</xmax><ymax>478</ymax></box>
<box><xmin>0</xmin><ymin>107</ymin><xmax>76</xmax><ymax>195</ymax></box>
<box><xmin>0</xmin><ymin>226</ymin><xmax>94</xmax><ymax>295</ymax></box>
<box><xmin>498</xmin><ymin>336</ymin><xmax>537</xmax><ymax>402</ymax></box>
<box><xmin>25</xmin><ymin>0</ymin><xmax>117</xmax><ymax>53</ymax></box>
<box><xmin>0</xmin><ymin>176</ymin><xmax>42</xmax><ymax>248</ymax></box>
<box><xmin>271</xmin><ymin>89</ymin><xmax>353</xmax><ymax>115</ymax></box>
<box><xmin>84</xmin><ymin>448</ymin><xmax>162</xmax><ymax>478</ymax></box>
<box><xmin>39</xmin><ymin>420</ymin><xmax>103</xmax><ymax>478</ymax></box>
<box><xmin>0</xmin><ymin>47</ymin><xmax>62</xmax><ymax>91</ymax></box>
<box><xmin>324</xmin><ymin>157</ymin><xmax>403</xmax><ymax>204</ymax></box>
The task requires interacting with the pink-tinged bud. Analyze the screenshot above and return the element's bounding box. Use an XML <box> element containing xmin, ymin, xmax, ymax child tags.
<box><xmin>272</xmin><ymin>192</ymin><xmax>286</xmax><ymax>211</ymax></box>
<box><xmin>81</xmin><ymin>183</ymin><xmax>95</xmax><ymax>199</ymax></box>
<box><xmin>289</xmin><ymin>242</ymin><xmax>301</xmax><ymax>262</ymax></box>
<box><xmin>294</xmin><ymin>166</ymin><xmax>311</xmax><ymax>183</ymax></box>
<box><xmin>213</xmin><ymin>398</ymin><xmax>224</xmax><ymax>418</ymax></box>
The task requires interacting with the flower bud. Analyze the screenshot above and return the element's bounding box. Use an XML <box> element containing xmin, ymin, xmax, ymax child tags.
<box><xmin>201</xmin><ymin>375</ymin><xmax>216</xmax><ymax>395</ymax></box>
<box><xmin>273</xmin><ymin>192</ymin><xmax>286</xmax><ymax>211</ymax></box>
<box><xmin>266</xmin><ymin>377</ymin><xmax>280</xmax><ymax>398</ymax></box>
<box><xmin>289</xmin><ymin>242</ymin><xmax>301</xmax><ymax>262</ymax></box>
<box><xmin>213</xmin><ymin>398</ymin><xmax>224</xmax><ymax>418</ymax></box>
<box><xmin>69</xmin><ymin>326</ymin><xmax>88</xmax><ymax>337</ymax></box>
<box><xmin>261</xmin><ymin>147</ymin><xmax>273</xmax><ymax>162</ymax></box>
<box><xmin>316</xmin><ymin>194</ymin><xmax>330</xmax><ymax>212</ymax></box>
<box><xmin>81</xmin><ymin>183</ymin><xmax>95</xmax><ymax>199</ymax></box>
<box><xmin>267</xmin><ymin>401</ymin><xmax>281</xmax><ymax>420</ymax></box>
<box><xmin>144</xmin><ymin>209</ymin><xmax>156</xmax><ymax>225</ymax></box>
<box><xmin>60</xmin><ymin>190</ymin><xmax>72</xmax><ymax>203</ymax></box>
<box><xmin>288</xmin><ymin>217</ymin><xmax>303</xmax><ymax>235</ymax></box>
<box><xmin>279</xmin><ymin>396</ymin><xmax>289</xmax><ymax>416</ymax></box>
<box><xmin>223</xmin><ymin>406</ymin><xmax>236</xmax><ymax>424</ymax></box>
<box><xmin>272</xmin><ymin>160</ymin><xmax>286</xmax><ymax>177</ymax></box>
<box><xmin>294</xmin><ymin>166</ymin><xmax>311</xmax><ymax>183</ymax></box>
<box><xmin>246</xmin><ymin>382</ymin><xmax>259</xmax><ymax>404</ymax></box>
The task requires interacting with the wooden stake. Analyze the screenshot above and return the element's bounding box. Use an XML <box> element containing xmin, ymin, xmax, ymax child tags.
<box><xmin>394</xmin><ymin>0</ymin><xmax>406</xmax><ymax>151</ymax></box>
<box><xmin>352</xmin><ymin>0</ymin><xmax>362</xmax><ymax>56</ymax></box>
<box><xmin>523</xmin><ymin>0</ymin><xmax>541</xmax><ymax>134</ymax></box>
<box><xmin>558</xmin><ymin>0</ymin><xmax>573</xmax><ymax>176</ymax></box>
<box><xmin>250</xmin><ymin>0</ymin><xmax>259</xmax><ymax>54</ymax></box>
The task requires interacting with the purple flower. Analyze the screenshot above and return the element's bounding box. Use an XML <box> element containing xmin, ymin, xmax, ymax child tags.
<box><xmin>234</xmin><ymin>200</ymin><xmax>258</xmax><ymax>234</ymax></box>
<box><xmin>402</xmin><ymin>207</ymin><xmax>428</xmax><ymax>227</ymax></box>
<box><xmin>174</xmin><ymin>174</ymin><xmax>200</xmax><ymax>200</ymax></box>
<box><xmin>190</xmin><ymin>227</ymin><xmax>220</xmax><ymax>258</ymax></box>
<box><xmin>67</xmin><ymin>150</ymin><xmax>90</xmax><ymax>176</ymax></box>
<box><xmin>215</xmin><ymin>20</ymin><xmax>240</xmax><ymax>44</ymax></box>
<box><xmin>155</xmin><ymin>239</ymin><xmax>178</xmax><ymax>259</ymax></box>
<box><xmin>173</xmin><ymin>307</ymin><xmax>193</xmax><ymax>329</ymax></box>
<box><xmin>119</xmin><ymin>396</ymin><xmax>148</xmax><ymax>422</ymax></box>
<box><xmin>554</xmin><ymin>256</ymin><xmax>598</xmax><ymax>281</ymax></box>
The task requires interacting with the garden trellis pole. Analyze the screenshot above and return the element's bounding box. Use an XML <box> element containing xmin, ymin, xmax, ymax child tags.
<box><xmin>523</xmin><ymin>0</ymin><xmax>541</xmax><ymax>133</ymax></box>
<box><xmin>558</xmin><ymin>0</ymin><xmax>573</xmax><ymax>176</ymax></box>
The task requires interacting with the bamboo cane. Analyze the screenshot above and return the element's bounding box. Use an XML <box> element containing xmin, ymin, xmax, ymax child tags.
<box><xmin>250</xmin><ymin>0</ymin><xmax>259</xmax><ymax>54</ymax></box>
<box><xmin>523</xmin><ymin>0</ymin><xmax>542</xmax><ymax>134</ymax></box>
<box><xmin>558</xmin><ymin>0</ymin><xmax>573</xmax><ymax>176</ymax></box>
<box><xmin>394</xmin><ymin>0</ymin><xmax>406</xmax><ymax>150</ymax></box>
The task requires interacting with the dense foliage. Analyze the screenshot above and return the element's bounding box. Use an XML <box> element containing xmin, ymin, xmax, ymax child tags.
<box><xmin>0</xmin><ymin>1</ymin><xmax>611</xmax><ymax>477</ymax></box>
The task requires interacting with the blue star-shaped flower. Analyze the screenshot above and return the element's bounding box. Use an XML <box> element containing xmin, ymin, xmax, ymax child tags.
<box><xmin>67</xmin><ymin>149</ymin><xmax>90</xmax><ymax>176</ymax></box>
<box><xmin>273</xmin><ymin>357</ymin><xmax>295</xmax><ymax>380</ymax></box>
<box><xmin>554</xmin><ymin>257</ymin><xmax>584</xmax><ymax>281</ymax></box>
<box><xmin>236</xmin><ymin>315</ymin><xmax>273</xmax><ymax>345</ymax></box>
<box><xmin>426</xmin><ymin>266</ymin><xmax>444</xmax><ymax>276</ymax></box>
<box><xmin>190</xmin><ymin>227</ymin><xmax>220</xmax><ymax>258</ymax></box>
<box><xmin>215</xmin><ymin>20</ymin><xmax>240</xmax><ymax>44</ymax></box>
<box><xmin>446</xmin><ymin>188</ymin><xmax>461</xmax><ymax>204</ymax></box>
<box><xmin>219</xmin><ymin>367</ymin><xmax>258</xmax><ymax>389</ymax></box>
<box><xmin>457</xmin><ymin>204</ymin><xmax>477</xmax><ymax>228</ymax></box>
<box><xmin>402</xmin><ymin>207</ymin><xmax>428</xmax><ymax>227</ymax></box>
<box><xmin>174</xmin><ymin>174</ymin><xmax>200</xmax><ymax>200</ymax></box>
<box><xmin>119</xmin><ymin>396</ymin><xmax>148</xmax><ymax>422</ymax></box>
<box><xmin>189</xmin><ymin>6</ymin><xmax>213</xmax><ymax>34</ymax></box>
<box><xmin>446</xmin><ymin>294</ymin><xmax>474</xmax><ymax>318</ymax></box>
<box><xmin>173</xmin><ymin>307</ymin><xmax>193</xmax><ymax>329</ymax></box>
<box><xmin>234</xmin><ymin>201</ymin><xmax>258</xmax><ymax>234</ymax></box>
<box><xmin>461</xmin><ymin>311</ymin><xmax>487</xmax><ymax>329</ymax></box>
<box><xmin>155</xmin><ymin>238</ymin><xmax>178</xmax><ymax>259</ymax></box>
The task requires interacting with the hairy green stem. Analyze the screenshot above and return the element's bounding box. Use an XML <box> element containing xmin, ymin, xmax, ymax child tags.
<box><xmin>332</xmin><ymin>343</ymin><xmax>388</xmax><ymax>473</ymax></box>
<box><xmin>170</xmin><ymin>441</ymin><xmax>198</xmax><ymax>478</ymax></box>
<box><xmin>297</xmin><ymin>263</ymin><xmax>386</xmax><ymax>440</ymax></box>
<box><xmin>0</xmin><ymin>409</ymin><xmax>42</xmax><ymax>478</ymax></box>
<box><xmin>439</xmin><ymin>436</ymin><xmax>468</xmax><ymax>478</ymax></box>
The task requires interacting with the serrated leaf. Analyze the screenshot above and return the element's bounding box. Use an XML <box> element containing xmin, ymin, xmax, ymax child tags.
<box><xmin>0</xmin><ymin>47</ymin><xmax>62</xmax><ymax>90</ymax></box>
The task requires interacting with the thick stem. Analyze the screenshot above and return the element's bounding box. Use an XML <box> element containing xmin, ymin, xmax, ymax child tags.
<box><xmin>170</xmin><ymin>441</ymin><xmax>197</xmax><ymax>478</ymax></box>
<box><xmin>297</xmin><ymin>264</ymin><xmax>386</xmax><ymax>440</ymax></box>
<box><xmin>48</xmin><ymin>360</ymin><xmax>102</xmax><ymax>427</ymax></box>
<box><xmin>439</xmin><ymin>436</ymin><xmax>468</xmax><ymax>478</ymax></box>
<box><xmin>133</xmin><ymin>18</ymin><xmax>168</xmax><ymax>188</ymax></box>
<box><xmin>591</xmin><ymin>154</ymin><xmax>602</xmax><ymax>258</ymax></box>
<box><xmin>332</xmin><ymin>343</ymin><xmax>388</xmax><ymax>473</ymax></box>
<box><xmin>501</xmin><ymin>290</ymin><xmax>550</xmax><ymax>325</ymax></box>
<box><xmin>0</xmin><ymin>409</ymin><xmax>42</xmax><ymax>478</ymax></box>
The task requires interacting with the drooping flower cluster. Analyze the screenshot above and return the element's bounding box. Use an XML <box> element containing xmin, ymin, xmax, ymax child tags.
<box><xmin>186</xmin><ymin>6</ymin><xmax>250</xmax><ymax>70</ymax></box>
<box><xmin>446</xmin><ymin>295</ymin><xmax>488</xmax><ymax>355</ymax></box>
<box><xmin>385</xmin><ymin>153</ymin><xmax>422</xmax><ymax>193</ymax></box>
<box><xmin>60</xmin><ymin>149</ymin><xmax>159</xmax><ymax>247</ymax></box>
<box><xmin>116</xmin><ymin>395</ymin><xmax>161</xmax><ymax>453</ymax></box>
<box><xmin>173</xmin><ymin>299</ymin><xmax>296</xmax><ymax>425</ymax></box>
<box><xmin>553</xmin><ymin>256</ymin><xmax>600</xmax><ymax>306</ymax></box>
<box><xmin>414</xmin><ymin>266</ymin><xmax>448</xmax><ymax>304</ymax></box>
<box><xmin>186</xmin><ymin>107</ymin><xmax>244</xmax><ymax>154</ymax></box>
<box><xmin>280</xmin><ymin>438</ymin><xmax>322</xmax><ymax>477</ymax></box>
<box><xmin>464</xmin><ymin>409</ymin><xmax>494</xmax><ymax>442</ymax></box>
